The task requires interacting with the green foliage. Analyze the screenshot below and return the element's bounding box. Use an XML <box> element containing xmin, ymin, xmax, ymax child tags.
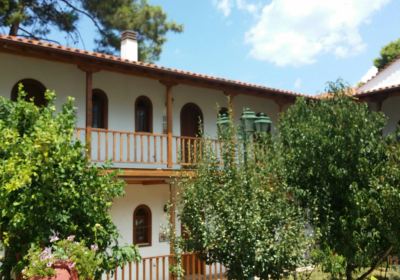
<box><xmin>0</xmin><ymin>87</ymin><xmax>140</xmax><ymax>280</ymax></box>
<box><xmin>0</xmin><ymin>0</ymin><xmax>183</xmax><ymax>62</ymax></box>
<box><xmin>177</xmin><ymin>113</ymin><xmax>312</xmax><ymax>279</ymax></box>
<box><xmin>22</xmin><ymin>236</ymin><xmax>100</xmax><ymax>280</ymax></box>
<box><xmin>277</xmin><ymin>79</ymin><xmax>400</xmax><ymax>279</ymax></box>
<box><xmin>374</xmin><ymin>38</ymin><xmax>400</xmax><ymax>70</ymax></box>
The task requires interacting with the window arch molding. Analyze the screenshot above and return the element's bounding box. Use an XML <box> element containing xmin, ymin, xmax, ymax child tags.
<box><xmin>11</xmin><ymin>78</ymin><xmax>47</xmax><ymax>106</ymax></box>
<box><xmin>133</xmin><ymin>204</ymin><xmax>152</xmax><ymax>246</ymax></box>
<box><xmin>135</xmin><ymin>96</ymin><xmax>153</xmax><ymax>133</ymax></box>
<box><xmin>92</xmin><ymin>89</ymin><xmax>108</xmax><ymax>129</ymax></box>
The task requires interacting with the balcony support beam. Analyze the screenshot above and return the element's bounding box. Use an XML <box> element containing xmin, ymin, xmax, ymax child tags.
<box><xmin>160</xmin><ymin>80</ymin><xmax>177</xmax><ymax>168</ymax></box>
<box><xmin>78</xmin><ymin>65</ymin><xmax>99</xmax><ymax>157</ymax></box>
<box><xmin>85</xmin><ymin>70</ymin><xmax>93</xmax><ymax>156</ymax></box>
<box><xmin>169</xmin><ymin>182</ymin><xmax>177</xmax><ymax>280</ymax></box>
<box><xmin>224</xmin><ymin>91</ymin><xmax>238</xmax><ymax>120</ymax></box>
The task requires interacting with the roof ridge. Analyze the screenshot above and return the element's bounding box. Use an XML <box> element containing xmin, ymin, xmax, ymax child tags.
<box><xmin>361</xmin><ymin>54</ymin><xmax>400</xmax><ymax>86</ymax></box>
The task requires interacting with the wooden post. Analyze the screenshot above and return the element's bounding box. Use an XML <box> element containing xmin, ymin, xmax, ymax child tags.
<box><xmin>160</xmin><ymin>81</ymin><xmax>176</xmax><ymax>168</ymax></box>
<box><xmin>274</xmin><ymin>98</ymin><xmax>285</xmax><ymax>114</ymax></box>
<box><xmin>167</xmin><ymin>86</ymin><xmax>173</xmax><ymax>168</ymax></box>
<box><xmin>224</xmin><ymin>91</ymin><xmax>238</xmax><ymax>121</ymax></box>
<box><xmin>85</xmin><ymin>70</ymin><xmax>93</xmax><ymax>157</ymax></box>
<box><xmin>169</xmin><ymin>182</ymin><xmax>177</xmax><ymax>280</ymax></box>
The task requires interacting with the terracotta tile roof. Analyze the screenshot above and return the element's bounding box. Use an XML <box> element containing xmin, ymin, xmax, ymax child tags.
<box><xmin>314</xmin><ymin>88</ymin><xmax>357</xmax><ymax>99</ymax></box>
<box><xmin>0</xmin><ymin>34</ymin><xmax>309</xmax><ymax>98</ymax></box>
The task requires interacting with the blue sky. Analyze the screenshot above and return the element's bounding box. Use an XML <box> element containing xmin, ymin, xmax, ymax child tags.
<box><xmin>51</xmin><ymin>0</ymin><xmax>400</xmax><ymax>95</ymax></box>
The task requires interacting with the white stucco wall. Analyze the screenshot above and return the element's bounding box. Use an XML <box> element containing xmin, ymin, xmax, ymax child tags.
<box><xmin>381</xmin><ymin>95</ymin><xmax>400</xmax><ymax>134</ymax></box>
<box><xmin>233</xmin><ymin>94</ymin><xmax>280</xmax><ymax>131</ymax></box>
<box><xmin>0</xmin><ymin>53</ymin><xmax>283</xmax><ymax>137</ymax></box>
<box><xmin>0</xmin><ymin>52</ymin><xmax>286</xmax><ymax>169</ymax></box>
<box><xmin>110</xmin><ymin>184</ymin><xmax>171</xmax><ymax>258</ymax></box>
<box><xmin>0</xmin><ymin>53</ymin><xmax>86</xmax><ymax>128</ymax></box>
<box><xmin>364</xmin><ymin>95</ymin><xmax>400</xmax><ymax>135</ymax></box>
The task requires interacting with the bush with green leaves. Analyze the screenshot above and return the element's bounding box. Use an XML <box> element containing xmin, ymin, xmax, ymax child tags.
<box><xmin>0</xmin><ymin>87</ymin><xmax>140</xmax><ymax>280</ymax></box>
<box><xmin>177</xmin><ymin>115</ymin><xmax>312</xmax><ymax>279</ymax></box>
<box><xmin>22</xmin><ymin>234</ymin><xmax>100</xmax><ymax>280</ymax></box>
<box><xmin>277</xmin><ymin>80</ymin><xmax>400</xmax><ymax>280</ymax></box>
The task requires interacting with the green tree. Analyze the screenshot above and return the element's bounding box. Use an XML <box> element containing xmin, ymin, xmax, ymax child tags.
<box><xmin>177</xmin><ymin>115</ymin><xmax>312</xmax><ymax>279</ymax></box>
<box><xmin>277</xmin><ymin>80</ymin><xmax>400</xmax><ymax>280</ymax></box>
<box><xmin>0</xmin><ymin>0</ymin><xmax>183</xmax><ymax>62</ymax></box>
<box><xmin>0</xmin><ymin>87</ymin><xmax>139</xmax><ymax>280</ymax></box>
<box><xmin>374</xmin><ymin>38</ymin><xmax>400</xmax><ymax>70</ymax></box>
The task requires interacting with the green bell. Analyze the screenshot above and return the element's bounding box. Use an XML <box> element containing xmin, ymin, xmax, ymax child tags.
<box><xmin>254</xmin><ymin>113</ymin><xmax>272</xmax><ymax>133</ymax></box>
<box><xmin>217</xmin><ymin>113</ymin><xmax>230</xmax><ymax>134</ymax></box>
<box><xmin>240</xmin><ymin>108</ymin><xmax>256</xmax><ymax>133</ymax></box>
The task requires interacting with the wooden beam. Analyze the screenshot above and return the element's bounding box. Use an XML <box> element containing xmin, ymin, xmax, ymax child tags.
<box><xmin>85</xmin><ymin>71</ymin><xmax>93</xmax><ymax>156</ymax></box>
<box><xmin>114</xmin><ymin>168</ymin><xmax>194</xmax><ymax>178</ymax></box>
<box><xmin>224</xmin><ymin>91</ymin><xmax>239</xmax><ymax>120</ymax></box>
<box><xmin>160</xmin><ymin>81</ymin><xmax>176</xmax><ymax>168</ymax></box>
<box><xmin>77</xmin><ymin>64</ymin><xmax>101</xmax><ymax>73</ymax></box>
<box><xmin>124</xmin><ymin>179</ymin><xmax>167</xmax><ymax>185</ymax></box>
<box><xmin>169</xmin><ymin>182</ymin><xmax>177</xmax><ymax>279</ymax></box>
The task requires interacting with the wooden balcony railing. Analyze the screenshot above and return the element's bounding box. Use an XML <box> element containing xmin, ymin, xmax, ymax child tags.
<box><xmin>105</xmin><ymin>253</ymin><xmax>227</xmax><ymax>280</ymax></box>
<box><xmin>174</xmin><ymin>136</ymin><xmax>222</xmax><ymax>166</ymax></box>
<box><xmin>75</xmin><ymin>128</ymin><xmax>221</xmax><ymax>168</ymax></box>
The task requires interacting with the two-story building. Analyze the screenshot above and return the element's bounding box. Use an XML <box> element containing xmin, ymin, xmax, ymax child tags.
<box><xmin>0</xmin><ymin>31</ymin><xmax>302</xmax><ymax>280</ymax></box>
<box><xmin>1</xmin><ymin>31</ymin><xmax>399</xmax><ymax>280</ymax></box>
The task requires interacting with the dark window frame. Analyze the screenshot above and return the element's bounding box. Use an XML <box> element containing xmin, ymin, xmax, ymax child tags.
<box><xmin>11</xmin><ymin>78</ymin><xmax>47</xmax><ymax>107</ymax></box>
<box><xmin>92</xmin><ymin>89</ymin><xmax>108</xmax><ymax>129</ymax></box>
<box><xmin>135</xmin><ymin>96</ymin><xmax>153</xmax><ymax>133</ymax></box>
<box><xmin>133</xmin><ymin>204</ymin><xmax>152</xmax><ymax>247</ymax></box>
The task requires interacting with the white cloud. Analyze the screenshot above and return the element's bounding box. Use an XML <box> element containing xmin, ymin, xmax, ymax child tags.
<box><xmin>294</xmin><ymin>78</ymin><xmax>302</xmax><ymax>89</ymax></box>
<box><xmin>244</xmin><ymin>0</ymin><xmax>391</xmax><ymax>66</ymax></box>
<box><xmin>213</xmin><ymin>0</ymin><xmax>233</xmax><ymax>17</ymax></box>
<box><xmin>213</xmin><ymin>0</ymin><xmax>259</xmax><ymax>16</ymax></box>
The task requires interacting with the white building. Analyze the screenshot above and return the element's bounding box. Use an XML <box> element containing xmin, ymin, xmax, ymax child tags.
<box><xmin>357</xmin><ymin>57</ymin><xmax>400</xmax><ymax>134</ymax></box>
<box><xmin>0</xmin><ymin>32</ymin><xmax>300</xmax><ymax>280</ymax></box>
<box><xmin>0</xmin><ymin>32</ymin><xmax>399</xmax><ymax>280</ymax></box>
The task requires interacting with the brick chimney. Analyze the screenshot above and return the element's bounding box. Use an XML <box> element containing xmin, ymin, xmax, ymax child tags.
<box><xmin>121</xmin><ymin>30</ymin><xmax>138</xmax><ymax>61</ymax></box>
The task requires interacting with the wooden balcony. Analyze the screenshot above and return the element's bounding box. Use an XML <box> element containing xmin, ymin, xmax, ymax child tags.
<box><xmin>105</xmin><ymin>253</ymin><xmax>227</xmax><ymax>280</ymax></box>
<box><xmin>75</xmin><ymin>128</ymin><xmax>221</xmax><ymax>169</ymax></box>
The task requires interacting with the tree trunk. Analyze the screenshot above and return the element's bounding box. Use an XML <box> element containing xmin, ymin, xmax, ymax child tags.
<box><xmin>356</xmin><ymin>246</ymin><xmax>393</xmax><ymax>280</ymax></box>
<box><xmin>9</xmin><ymin>22</ymin><xmax>20</xmax><ymax>36</ymax></box>
<box><xmin>346</xmin><ymin>264</ymin><xmax>353</xmax><ymax>280</ymax></box>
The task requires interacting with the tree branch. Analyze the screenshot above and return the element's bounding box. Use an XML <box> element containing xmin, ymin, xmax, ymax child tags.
<box><xmin>59</xmin><ymin>0</ymin><xmax>106</xmax><ymax>37</ymax></box>
<box><xmin>18</xmin><ymin>27</ymin><xmax>61</xmax><ymax>45</ymax></box>
<box><xmin>356</xmin><ymin>246</ymin><xmax>393</xmax><ymax>280</ymax></box>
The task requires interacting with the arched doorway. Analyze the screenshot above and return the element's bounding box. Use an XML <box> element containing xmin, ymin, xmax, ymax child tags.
<box><xmin>180</xmin><ymin>103</ymin><xmax>203</xmax><ymax>137</ymax></box>
<box><xmin>92</xmin><ymin>89</ymin><xmax>108</xmax><ymax>129</ymax></box>
<box><xmin>135</xmin><ymin>96</ymin><xmax>153</xmax><ymax>133</ymax></box>
<box><xmin>11</xmin><ymin>79</ymin><xmax>47</xmax><ymax>106</ymax></box>
<box><xmin>180</xmin><ymin>103</ymin><xmax>203</xmax><ymax>164</ymax></box>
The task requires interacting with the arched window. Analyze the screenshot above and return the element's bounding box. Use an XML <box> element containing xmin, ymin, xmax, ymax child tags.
<box><xmin>133</xmin><ymin>205</ymin><xmax>152</xmax><ymax>246</ymax></box>
<box><xmin>92</xmin><ymin>89</ymin><xmax>108</xmax><ymax>129</ymax></box>
<box><xmin>11</xmin><ymin>79</ymin><xmax>47</xmax><ymax>106</ymax></box>
<box><xmin>135</xmin><ymin>96</ymin><xmax>152</xmax><ymax>132</ymax></box>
